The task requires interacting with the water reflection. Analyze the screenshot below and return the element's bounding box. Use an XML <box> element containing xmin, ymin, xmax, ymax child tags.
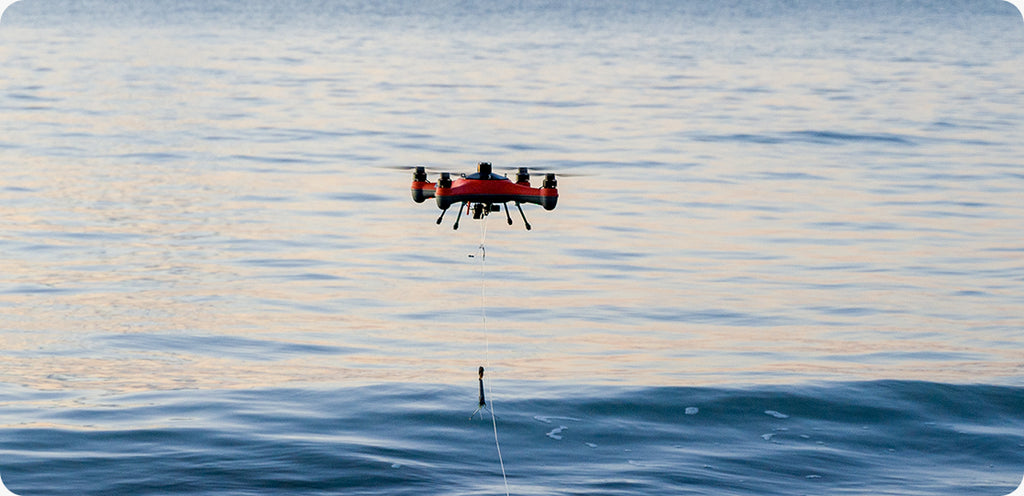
<box><xmin>2</xmin><ymin>8</ymin><xmax>1023</xmax><ymax>397</ymax></box>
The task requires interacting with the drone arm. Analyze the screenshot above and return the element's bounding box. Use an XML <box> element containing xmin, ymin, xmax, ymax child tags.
<box><xmin>411</xmin><ymin>181</ymin><xmax>436</xmax><ymax>203</ymax></box>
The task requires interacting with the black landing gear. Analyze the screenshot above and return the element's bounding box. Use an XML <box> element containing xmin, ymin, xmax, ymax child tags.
<box><xmin>452</xmin><ymin>201</ymin><xmax>467</xmax><ymax>230</ymax></box>
<box><xmin>436</xmin><ymin>205</ymin><xmax>451</xmax><ymax>225</ymax></box>
<box><xmin>442</xmin><ymin>202</ymin><xmax>530</xmax><ymax>230</ymax></box>
<box><xmin>514</xmin><ymin>202</ymin><xmax>532</xmax><ymax>230</ymax></box>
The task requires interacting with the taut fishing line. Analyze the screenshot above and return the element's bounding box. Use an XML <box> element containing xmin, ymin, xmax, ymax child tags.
<box><xmin>474</xmin><ymin>216</ymin><xmax>510</xmax><ymax>496</ymax></box>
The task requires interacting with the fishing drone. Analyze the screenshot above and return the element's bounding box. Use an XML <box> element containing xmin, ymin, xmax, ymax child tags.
<box><xmin>409</xmin><ymin>162</ymin><xmax>558</xmax><ymax>230</ymax></box>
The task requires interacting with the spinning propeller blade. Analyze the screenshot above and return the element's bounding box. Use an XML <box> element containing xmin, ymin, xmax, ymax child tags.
<box><xmin>503</xmin><ymin>166</ymin><xmax>589</xmax><ymax>177</ymax></box>
<box><xmin>380</xmin><ymin>165</ymin><xmax>449</xmax><ymax>174</ymax></box>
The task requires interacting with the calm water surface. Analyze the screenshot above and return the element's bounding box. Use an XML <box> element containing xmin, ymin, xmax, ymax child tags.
<box><xmin>1</xmin><ymin>1</ymin><xmax>1023</xmax><ymax>494</ymax></box>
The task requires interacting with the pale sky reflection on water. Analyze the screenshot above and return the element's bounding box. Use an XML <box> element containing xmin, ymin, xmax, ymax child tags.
<box><xmin>6</xmin><ymin>155</ymin><xmax>1023</xmax><ymax>391</ymax></box>
<box><xmin>2</xmin><ymin>5</ymin><xmax>1023</xmax><ymax>395</ymax></box>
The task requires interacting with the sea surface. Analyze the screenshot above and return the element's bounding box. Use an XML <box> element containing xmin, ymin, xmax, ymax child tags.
<box><xmin>2</xmin><ymin>0</ymin><xmax>1024</xmax><ymax>494</ymax></box>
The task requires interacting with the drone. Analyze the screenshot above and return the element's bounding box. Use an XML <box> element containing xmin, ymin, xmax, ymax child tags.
<box><xmin>410</xmin><ymin>162</ymin><xmax>558</xmax><ymax>230</ymax></box>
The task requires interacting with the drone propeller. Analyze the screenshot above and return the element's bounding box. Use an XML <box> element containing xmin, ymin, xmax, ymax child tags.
<box><xmin>503</xmin><ymin>166</ymin><xmax>590</xmax><ymax>178</ymax></box>
<box><xmin>380</xmin><ymin>165</ymin><xmax>449</xmax><ymax>174</ymax></box>
<box><xmin>386</xmin><ymin>164</ymin><xmax>589</xmax><ymax>181</ymax></box>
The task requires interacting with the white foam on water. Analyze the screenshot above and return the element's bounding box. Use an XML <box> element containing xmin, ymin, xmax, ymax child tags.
<box><xmin>546</xmin><ymin>426</ymin><xmax>567</xmax><ymax>440</ymax></box>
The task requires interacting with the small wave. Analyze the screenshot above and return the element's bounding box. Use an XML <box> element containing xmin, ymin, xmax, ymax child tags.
<box><xmin>786</xmin><ymin>130</ymin><xmax>915</xmax><ymax>145</ymax></box>
<box><xmin>100</xmin><ymin>333</ymin><xmax>357</xmax><ymax>361</ymax></box>
<box><xmin>534</xmin><ymin>415</ymin><xmax>581</xmax><ymax>424</ymax></box>
<box><xmin>694</xmin><ymin>130</ymin><xmax>915</xmax><ymax>146</ymax></box>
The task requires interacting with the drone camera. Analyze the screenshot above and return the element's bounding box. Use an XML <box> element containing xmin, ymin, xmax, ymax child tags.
<box><xmin>470</xmin><ymin>203</ymin><xmax>501</xmax><ymax>220</ymax></box>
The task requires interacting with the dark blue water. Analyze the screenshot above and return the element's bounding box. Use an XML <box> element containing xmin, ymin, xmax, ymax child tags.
<box><xmin>2</xmin><ymin>382</ymin><xmax>1024</xmax><ymax>495</ymax></box>
<box><xmin>2</xmin><ymin>0</ymin><xmax>1024</xmax><ymax>494</ymax></box>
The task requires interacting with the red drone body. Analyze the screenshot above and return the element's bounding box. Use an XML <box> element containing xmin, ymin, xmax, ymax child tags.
<box><xmin>411</xmin><ymin>162</ymin><xmax>557</xmax><ymax>230</ymax></box>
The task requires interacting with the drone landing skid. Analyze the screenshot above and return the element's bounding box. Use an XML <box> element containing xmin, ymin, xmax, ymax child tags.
<box><xmin>514</xmin><ymin>202</ymin><xmax>532</xmax><ymax>230</ymax></box>
<box><xmin>444</xmin><ymin>202</ymin><xmax>530</xmax><ymax>231</ymax></box>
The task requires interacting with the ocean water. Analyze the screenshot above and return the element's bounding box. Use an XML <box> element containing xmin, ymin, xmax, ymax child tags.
<box><xmin>2</xmin><ymin>0</ymin><xmax>1024</xmax><ymax>494</ymax></box>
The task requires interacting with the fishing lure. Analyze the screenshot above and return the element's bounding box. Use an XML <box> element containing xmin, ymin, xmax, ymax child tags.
<box><xmin>470</xmin><ymin>366</ymin><xmax>486</xmax><ymax>419</ymax></box>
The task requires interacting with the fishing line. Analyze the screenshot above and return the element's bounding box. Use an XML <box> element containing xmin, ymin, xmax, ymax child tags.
<box><xmin>476</xmin><ymin>216</ymin><xmax>510</xmax><ymax>496</ymax></box>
